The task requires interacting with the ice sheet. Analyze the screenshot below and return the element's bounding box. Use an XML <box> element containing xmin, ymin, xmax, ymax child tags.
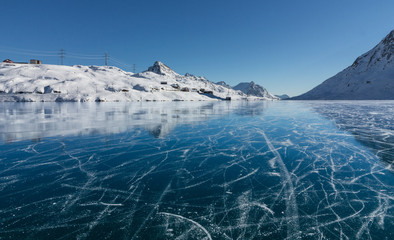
<box><xmin>0</xmin><ymin>101</ymin><xmax>393</xmax><ymax>239</ymax></box>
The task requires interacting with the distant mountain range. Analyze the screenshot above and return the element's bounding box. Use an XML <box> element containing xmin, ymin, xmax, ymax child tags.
<box><xmin>4</xmin><ymin>30</ymin><xmax>391</xmax><ymax>102</ymax></box>
<box><xmin>293</xmin><ymin>30</ymin><xmax>394</xmax><ymax>100</ymax></box>
<box><xmin>0</xmin><ymin>60</ymin><xmax>277</xmax><ymax>102</ymax></box>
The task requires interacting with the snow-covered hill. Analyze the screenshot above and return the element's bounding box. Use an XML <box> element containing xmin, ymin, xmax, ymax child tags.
<box><xmin>233</xmin><ymin>81</ymin><xmax>279</xmax><ymax>99</ymax></box>
<box><xmin>0</xmin><ymin>61</ymin><xmax>277</xmax><ymax>102</ymax></box>
<box><xmin>293</xmin><ymin>30</ymin><xmax>394</xmax><ymax>100</ymax></box>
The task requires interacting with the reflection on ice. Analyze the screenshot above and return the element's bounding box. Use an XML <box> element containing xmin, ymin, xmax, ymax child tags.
<box><xmin>0</xmin><ymin>102</ymin><xmax>233</xmax><ymax>141</ymax></box>
<box><xmin>0</xmin><ymin>101</ymin><xmax>269</xmax><ymax>141</ymax></box>
<box><xmin>0</xmin><ymin>101</ymin><xmax>393</xmax><ymax>239</ymax></box>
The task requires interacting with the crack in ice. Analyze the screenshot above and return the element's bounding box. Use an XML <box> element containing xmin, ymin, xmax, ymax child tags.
<box><xmin>258</xmin><ymin>130</ymin><xmax>300</xmax><ymax>239</ymax></box>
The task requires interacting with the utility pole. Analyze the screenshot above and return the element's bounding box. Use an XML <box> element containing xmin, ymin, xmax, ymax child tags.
<box><xmin>133</xmin><ymin>64</ymin><xmax>136</xmax><ymax>73</ymax></box>
<box><xmin>105</xmin><ymin>53</ymin><xmax>108</xmax><ymax>66</ymax></box>
<box><xmin>60</xmin><ymin>49</ymin><xmax>65</xmax><ymax>65</ymax></box>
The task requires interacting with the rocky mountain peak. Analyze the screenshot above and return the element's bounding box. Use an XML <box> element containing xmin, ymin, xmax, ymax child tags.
<box><xmin>147</xmin><ymin>61</ymin><xmax>178</xmax><ymax>76</ymax></box>
<box><xmin>382</xmin><ymin>30</ymin><xmax>394</xmax><ymax>45</ymax></box>
<box><xmin>351</xmin><ymin>30</ymin><xmax>393</xmax><ymax>68</ymax></box>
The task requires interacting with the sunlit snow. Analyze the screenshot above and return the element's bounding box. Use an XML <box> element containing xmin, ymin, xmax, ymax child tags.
<box><xmin>0</xmin><ymin>61</ymin><xmax>277</xmax><ymax>102</ymax></box>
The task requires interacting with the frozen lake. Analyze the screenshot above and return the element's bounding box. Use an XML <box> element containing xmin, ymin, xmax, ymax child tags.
<box><xmin>0</xmin><ymin>101</ymin><xmax>393</xmax><ymax>239</ymax></box>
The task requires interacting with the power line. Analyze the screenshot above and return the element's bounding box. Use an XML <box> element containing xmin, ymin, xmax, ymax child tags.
<box><xmin>0</xmin><ymin>49</ymin><xmax>58</xmax><ymax>57</ymax></box>
<box><xmin>108</xmin><ymin>56</ymin><xmax>133</xmax><ymax>69</ymax></box>
<box><xmin>0</xmin><ymin>46</ymin><xmax>135</xmax><ymax>71</ymax></box>
<box><xmin>66</xmin><ymin>56</ymin><xmax>103</xmax><ymax>60</ymax></box>
<box><xmin>0</xmin><ymin>46</ymin><xmax>58</xmax><ymax>54</ymax></box>
<box><xmin>109</xmin><ymin>56</ymin><xmax>132</xmax><ymax>67</ymax></box>
<box><xmin>59</xmin><ymin>49</ymin><xmax>65</xmax><ymax>65</ymax></box>
<box><xmin>66</xmin><ymin>51</ymin><xmax>103</xmax><ymax>57</ymax></box>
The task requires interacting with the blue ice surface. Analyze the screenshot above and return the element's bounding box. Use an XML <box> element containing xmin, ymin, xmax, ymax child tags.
<box><xmin>0</xmin><ymin>101</ymin><xmax>393</xmax><ymax>239</ymax></box>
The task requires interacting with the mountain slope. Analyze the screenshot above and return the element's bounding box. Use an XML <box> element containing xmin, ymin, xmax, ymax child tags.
<box><xmin>216</xmin><ymin>81</ymin><xmax>232</xmax><ymax>89</ymax></box>
<box><xmin>293</xmin><ymin>30</ymin><xmax>394</xmax><ymax>100</ymax></box>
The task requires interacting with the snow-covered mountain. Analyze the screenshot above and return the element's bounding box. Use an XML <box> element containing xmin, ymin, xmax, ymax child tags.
<box><xmin>275</xmin><ymin>94</ymin><xmax>290</xmax><ymax>100</ymax></box>
<box><xmin>293</xmin><ymin>30</ymin><xmax>394</xmax><ymax>100</ymax></box>
<box><xmin>0</xmin><ymin>61</ymin><xmax>277</xmax><ymax>102</ymax></box>
<box><xmin>233</xmin><ymin>81</ymin><xmax>279</xmax><ymax>99</ymax></box>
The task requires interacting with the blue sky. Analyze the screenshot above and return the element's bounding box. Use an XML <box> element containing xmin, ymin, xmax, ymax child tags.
<box><xmin>1</xmin><ymin>0</ymin><xmax>393</xmax><ymax>96</ymax></box>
